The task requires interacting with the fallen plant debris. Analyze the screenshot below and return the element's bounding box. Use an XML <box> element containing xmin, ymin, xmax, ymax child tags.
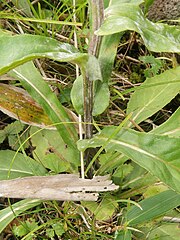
<box><xmin>0</xmin><ymin>174</ymin><xmax>119</xmax><ymax>201</ymax></box>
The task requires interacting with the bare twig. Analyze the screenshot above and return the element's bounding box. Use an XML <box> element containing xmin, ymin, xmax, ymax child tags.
<box><xmin>0</xmin><ymin>174</ymin><xmax>119</xmax><ymax>201</ymax></box>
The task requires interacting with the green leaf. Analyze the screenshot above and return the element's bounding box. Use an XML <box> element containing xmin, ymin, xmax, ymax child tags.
<box><xmin>148</xmin><ymin>223</ymin><xmax>180</xmax><ymax>240</ymax></box>
<box><xmin>115</xmin><ymin>230</ymin><xmax>132</xmax><ymax>240</ymax></box>
<box><xmin>3</xmin><ymin>120</ymin><xmax>25</xmax><ymax>135</ymax></box>
<box><xmin>94</xmin><ymin>32</ymin><xmax>122</xmax><ymax>115</ymax></box>
<box><xmin>0</xmin><ymin>132</ymin><xmax>6</xmax><ymax>144</ymax></box>
<box><xmin>96</xmin><ymin>2</ymin><xmax>180</xmax><ymax>52</ymax></box>
<box><xmin>151</xmin><ymin>108</ymin><xmax>180</xmax><ymax>137</ymax></box>
<box><xmin>13</xmin><ymin>218</ymin><xmax>38</xmax><ymax>238</ymax></box>
<box><xmin>71</xmin><ymin>79</ymin><xmax>110</xmax><ymax>116</ymax></box>
<box><xmin>0</xmin><ymin>34</ymin><xmax>81</xmax><ymax>75</ymax></box>
<box><xmin>83</xmin><ymin>197</ymin><xmax>118</xmax><ymax>221</ymax></box>
<box><xmin>77</xmin><ymin>127</ymin><xmax>180</xmax><ymax>192</ymax></box>
<box><xmin>98</xmin><ymin>33</ymin><xmax>121</xmax><ymax>84</ymax></box>
<box><xmin>93</xmin><ymin>83</ymin><xmax>110</xmax><ymax>115</ymax></box>
<box><xmin>126</xmin><ymin>190</ymin><xmax>180</xmax><ymax>225</ymax></box>
<box><xmin>11</xmin><ymin>0</ymin><xmax>32</xmax><ymax>17</ymax></box>
<box><xmin>0</xmin><ymin>199</ymin><xmax>41</xmax><ymax>234</ymax></box>
<box><xmin>0</xmin><ymin>34</ymin><xmax>102</xmax><ymax>82</ymax></box>
<box><xmin>10</xmin><ymin>62</ymin><xmax>78</xmax><ymax>149</ymax></box>
<box><xmin>139</xmin><ymin>55</ymin><xmax>164</xmax><ymax>78</ymax></box>
<box><xmin>71</xmin><ymin>75</ymin><xmax>84</xmax><ymax>115</ymax></box>
<box><xmin>122</xmin><ymin>164</ymin><xmax>157</xmax><ymax>194</ymax></box>
<box><xmin>30</xmin><ymin>127</ymin><xmax>79</xmax><ymax>173</ymax></box>
<box><xmin>126</xmin><ymin>67</ymin><xmax>180</xmax><ymax>125</ymax></box>
<box><xmin>52</xmin><ymin>223</ymin><xmax>65</xmax><ymax>237</ymax></box>
<box><xmin>0</xmin><ymin>150</ymin><xmax>47</xmax><ymax>180</ymax></box>
<box><xmin>0</xmin><ymin>121</ymin><xmax>29</xmax><ymax>150</ymax></box>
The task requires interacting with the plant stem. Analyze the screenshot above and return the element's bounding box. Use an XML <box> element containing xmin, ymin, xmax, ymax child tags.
<box><xmin>84</xmin><ymin>0</ymin><xmax>104</xmax><ymax>177</ymax></box>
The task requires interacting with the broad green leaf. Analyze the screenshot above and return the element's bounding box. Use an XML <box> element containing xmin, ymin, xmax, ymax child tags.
<box><xmin>115</xmin><ymin>230</ymin><xmax>132</xmax><ymax>240</ymax></box>
<box><xmin>0</xmin><ymin>121</ymin><xmax>29</xmax><ymax>150</ymax></box>
<box><xmin>0</xmin><ymin>83</ymin><xmax>53</xmax><ymax>128</ymax></box>
<box><xmin>71</xmin><ymin>79</ymin><xmax>110</xmax><ymax>116</ymax></box>
<box><xmin>93</xmin><ymin>82</ymin><xmax>110</xmax><ymax>115</ymax></box>
<box><xmin>1</xmin><ymin>120</ymin><xmax>25</xmax><ymax>135</ymax></box>
<box><xmin>126</xmin><ymin>67</ymin><xmax>180</xmax><ymax>125</ymax></box>
<box><xmin>12</xmin><ymin>218</ymin><xmax>38</xmax><ymax>238</ymax></box>
<box><xmin>151</xmin><ymin>107</ymin><xmax>180</xmax><ymax>137</ymax></box>
<box><xmin>43</xmin><ymin>154</ymin><xmax>70</xmax><ymax>174</ymax></box>
<box><xmin>52</xmin><ymin>223</ymin><xmax>65</xmax><ymax>237</ymax></box>
<box><xmin>71</xmin><ymin>75</ymin><xmax>84</xmax><ymax>115</ymax></box>
<box><xmin>143</xmin><ymin>184</ymin><xmax>169</xmax><ymax>199</ymax></box>
<box><xmin>10</xmin><ymin>62</ymin><xmax>78</xmax><ymax>149</ymax></box>
<box><xmin>0</xmin><ymin>150</ymin><xmax>47</xmax><ymax>180</ymax></box>
<box><xmin>11</xmin><ymin>0</ymin><xmax>32</xmax><ymax>17</ymax></box>
<box><xmin>126</xmin><ymin>190</ymin><xmax>180</xmax><ymax>225</ymax></box>
<box><xmin>122</xmin><ymin>166</ymin><xmax>157</xmax><ymax>195</ymax></box>
<box><xmin>0</xmin><ymin>34</ymin><xmax>102</xmax><ymax>82</ymax></box>
<box><xmin>30</xmin><ymin>127</ymin><xmax>79</xmax><ymax>173</ymax></box>
<box><xmin>96</xmin><ymin>3</ymin><xmax>180</xmax><ymax>52</ymax></box>
<box><xmin>148</xmin><ymin>223</ymin><xmax>180</xmax><ymax>240</ymax></box>
<box><xmin>83</xmin><ymin>197</ymin><xmax>118</xmax><ymax>221</ymax></box>
<box><xmin>0</xmin><ymin>199</ymin><xmax>41</xmax><ymax>234</ymax></box>
<box><xmin>0</xmin><ymin>34</ymin><xmax>79</xmax><ymax>74</ymax></box>
<box><xmin>77</xmin><ymin>127</ymin><xmax>180</xmax><ymax>192</ymax></box>
<box><xmin>98</xmin><ymin>152</ymin><xmax>127</xmax><ymax>175</ymax></box>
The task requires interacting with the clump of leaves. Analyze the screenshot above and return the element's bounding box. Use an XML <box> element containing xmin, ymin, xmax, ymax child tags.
<box><xmin>0</xmin><ymin>0</ymin><xmax>180</xmax><ymax>239</ymax></box>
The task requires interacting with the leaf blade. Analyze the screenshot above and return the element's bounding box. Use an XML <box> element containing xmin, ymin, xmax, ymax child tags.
<box><xmin>126</xmin><ymin>67</ymin><xmax>180</xmax><ymax>125</ymax></box>
<box><xmin>96</xmin><ymin>3</ymin><xmax>180</xmax><ymax>52</ymax></box>
<box><xmin>78</xmin><ymin>127</ymin><xmax>180</xmax><ymax>192</ymax></box>
<box><xmin>126</xmin><ymin>190</ymin><xmax>180</xmax><ymax>225</ymax></box>
<box><xmin>0</xmin><ymin>199</ymin><xmax>41</xmax><ymax>234</ymax></box>
<box><xmin>0</xmin><ymin>150</ymin><xmax>47</xmax><ymax>180</ymax></box>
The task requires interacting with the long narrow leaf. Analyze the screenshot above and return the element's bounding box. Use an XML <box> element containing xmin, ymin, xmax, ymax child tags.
<box><xmin>77</xmin><ymin>127</ymin><xmax>180</xmax><ymax>193</ymax></box>
<box><xmin>0</xmin><ymin>199</ymin><xmax>41</xmax><ymax>234</ymax></box>
<box><xmin>10</xmin><ymin>62</ymin><xmax>78</xmax><ymax>149</ymax></box>
<box><xmin>126</xmin><ymin>67</ymin><xmax>180</xmax><ymax>125</ymax></box>
<box><xmin>126</xmin><ymin>190</ymin><xmax>180</xmax><ymax>225</ymax></box>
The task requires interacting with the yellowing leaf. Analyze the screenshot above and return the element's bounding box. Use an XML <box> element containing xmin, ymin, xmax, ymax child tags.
<box><xmin>0</xmin><ymin>83</ymin><xmax>54</xmax><ymax>129</ymax></box>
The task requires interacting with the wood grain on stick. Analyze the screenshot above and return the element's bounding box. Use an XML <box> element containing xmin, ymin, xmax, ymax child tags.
<box><xmin>0</xmin><ymin>174</ymin><xmax>118</xmax><ymax>201</ymax></box>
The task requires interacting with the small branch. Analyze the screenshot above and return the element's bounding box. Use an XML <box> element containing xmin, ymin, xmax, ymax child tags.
<box><xmin>163</xmin><ymin>216</ymin><xmax>180</xmax><ymax>223</ymax></box>
<box><xmin>0</xmin><ymin>174</ymin><xmax>119</xmax><ymax>201</ymax></box>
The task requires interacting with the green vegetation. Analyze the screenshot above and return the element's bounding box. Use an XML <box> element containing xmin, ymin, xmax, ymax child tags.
<box><xmin>0</xmin><ymin>0</ymin><xmax>180</xmax><ymax>239</ymax></box>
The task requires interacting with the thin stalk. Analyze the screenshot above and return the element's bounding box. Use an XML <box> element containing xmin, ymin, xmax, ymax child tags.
<box><xmin>84</xmin><ymin>0</ymin><xmax>104</xmax><ymax>177</ymax></box>
<box><xmin>73</xmin><ymin>0</ymin><xmax>84</xmax><ymax>179</ymax></box>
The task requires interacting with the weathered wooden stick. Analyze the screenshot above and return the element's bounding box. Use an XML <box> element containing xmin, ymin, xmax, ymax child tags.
<box><xmin>0</xmin><ymin>174</ymin><xmax>118</xmax><ymax>201</ymax></box>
